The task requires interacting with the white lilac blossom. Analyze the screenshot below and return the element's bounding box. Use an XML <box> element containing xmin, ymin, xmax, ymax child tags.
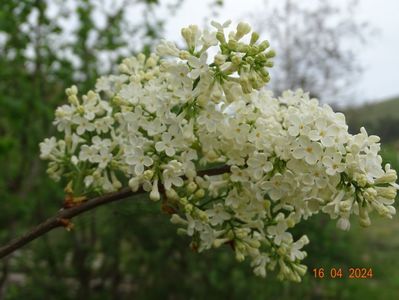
<box><xmin>39</xmin><ymin>21</ymin><xmax>398</xmax><ymax>282</ymax></box>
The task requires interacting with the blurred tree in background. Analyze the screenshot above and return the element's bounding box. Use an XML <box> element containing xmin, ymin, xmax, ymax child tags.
<box><xmin>0</xmin><ymin>1</ymin><xmax>398</xmax><ymax>299</ymax></box>
<box><xmin>252</xmin><ymin>0</ymin><xmax>372</xmax><ymax>103</ymax></box>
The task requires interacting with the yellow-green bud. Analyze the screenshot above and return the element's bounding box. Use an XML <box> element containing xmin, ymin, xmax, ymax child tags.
<box><xmin>184</xmin><ymin>204</ymin><xmax>194</xmax><ymax>213</ymax></box>
<box><xmin>187</xmin><ymin>181</ymin><xmax>198</xmax><ymax>193</ymax></box>
<box><xmin>197</xmin><ymin>94</ymin><xmax>209</xmax><ymax>107</ymax></box>
<box><xmin>216</xmin><ymin>31</ymin><xmax>226</xmax><ymax>44</ymax></box>
<box><xmin>250</xmin><ymin>32</ymin><xmax>260</xmax><ymax>45</ymax></box>
<box><xmin>286</xmin><ymin>218</ymin><xmax>296</xmax><ymax>228</ymax></box>
<box><xmin>236</xmin><ymin>43</ymin><xmax>249</xmax><ymax>53</ymax></box>
<box><xmin>118</xmin><ymin>63</ymin><xmax>130</xmax><ymax>74</ymax></box>
<box><xmin>339</xmin><ymin>199</ymin><xmax>352</xmax><ymax>213</ymax></box>
<box><xmin>143</xmin><ymin>170</ymin><xmax>154</xmax><ymax>181</ymax></box>
<box><xmin>354</xmin><ymin>173</ymin><xmax>368</xmax><ymax>187</ymax></box>
<box><xmin>179</xmin><ymin>50</ymin><xmax>190</xmax><ymax>60</ymax></box>
<box><xmin>170</xmin><ymin>214</ymin><xmax>187</xmax><ymax>225</ymax></box>
<box><xmin>213</xmin><ymin>238</ymin><xmax>230</xmax><ymax>248</ymax></box>
<box><xmin>111</xmin><ymin>172</ymin><xmax>122</xmax><ymax>189</ymax></box>
<box><xmin>146</xmin><ymin>56</ymin><xmax>157</xmax><ymax>68</ymax></box>
<box><xmin>265</xmin><ymin>61</ymin><xmax>274</xmax><ymax>68</ymax></box>
<box><xmin>228</xmin><ymin>38</ymin><xmax>238</xmax><ymax>50</ymax></box>
<box><xmin>263</xmin><ymin>200</ymin><xmax>271</xmax><ymax>210</ymax></box>
<box><xmin>68</xmin><ymin>95</ymin><xmax>79</xmax><ymax>107</ymax></box>
<box><xmin>375</xmin><ymin>170</ymin><xmax>398</xmax><ymax>184</ymax></box>
<box><xmin>359</xmin><ymin>206</ymin><xmax>371</xmax><ymax>227</ymax></box>
<box><xmin>246</xmin><ymin>239</ymin><xmax>261</xmax><ymax>249</ymax></box>
<box><xmin>236</xmin><ymin>22</ymin><xmax>251</xmax><ymax>40</ymax></box>
<box><xmin>179</xmin><ymin>197</ymin><xmax>188</xmax><ymax>205</ymax></box>
<box><xmin>214</xmin><ymin>54</ymin><xmax>226</xmax><ymax>65</ymax></box>
<box><xmin>231</xmin><ymin>54</ymin><xmax>242</xmax><ymax>65</ymax></box>
<box><xmin>277</xmin><ymin>246</ymin><xmax>287</xmax><ymax>256</ymax></box>
<box><xmin>194</xmin><ymin>188</ymin><xmax>205</xmax><ymax>199</ymax></box>
<box><xmin>376</xmin><ymin>186</ymin><xmax>397</xmax><ymax>200</ymax></box>
<box><xmin>196</xmin><ymin>210</ymin><xmax>208</xmax><ymax>222</ymax></box>
<box><xmin>128</xmin><ymin>177</ymin><xmax>140</xmax><ymax>192</ymax></box>
<box><xmin>166</xmin><ymin>188</ymin><xmax>179</xmax><ymax>201</ymax></box>
<box><xmin>265</xmin><ymin>49</ymin><xmax>276</xmax><ymax>58</ymax></box>
<box><xmin>292</xmin><ymin>263</ymin><xmax>307</xmax><ymax>277</ymax></box>
<box><xmin>363</xmin><ymin>187</ymin><xmax>377</xmax><ymax>202</ymax></box>
<box><xmin>181</xmin><ymin>28</ymin><xmax>192</xmax><ymax>45</ymax></box>
<box><xmin>65</xmin><ymin>85</ymin><xmax>78</xmax><ymax>96</ymax></box>
<box><xmin>258</xmin><ymin>40</ymin><xmax>270</xmax><ymax>51</ymax></box>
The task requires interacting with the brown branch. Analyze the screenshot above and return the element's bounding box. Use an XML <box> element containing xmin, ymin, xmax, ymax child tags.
<box><xmin>0</xmin><ymin>165</ymin><xmax>230</xmax><ymax>260</ymax></box>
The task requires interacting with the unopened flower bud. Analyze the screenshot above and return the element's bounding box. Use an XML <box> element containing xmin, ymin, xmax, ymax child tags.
<box><xmin>258</xmin><ymin>40</ymin><xmax>270</xmax><ymax>51</ymax></box>
<box><xmin>277</xmin><ymin>246</ymin><xmax>287</xmax><ymax>256</ymax></box>
<box><xmin>213</xmin><ymin>238</ymin><xmax>230</xmax><ymax>248</ymax></box>
<box><xmin>197</xmin><ymin>94</ymin><xmax>208</xmax><ymax>107</ymax></box>
<box><xmin>228</xmin><ymin>38</ymin><xmax>238</xmax><ymax>50</ymax></box>
<box><xmin>187</xmin><ymin>181</ymin><xmax>197</xmax><ymax>193</ymax></box>
<box><xmin>179</xmin><ymin>50</ymin><xmax>190</xmax><ymax>60</ymax></box>
<box><xmin>181</xmin><ymin>27</ymin><xmax>192</xmax><ymax>44</ymax></box>
<box><xmin>235</xmin><ymin>22</ymin><xmax>251</xmax><ymax>40</ymax></box>
<box><xmin>179</xmin><ymin>197</ymin><xmax>188</xmax><ymax>205</ymax></box>
<box><xmin>184</xmin><ymin>204</ymin><xmax>193</xmax><ymax>213</ymax></box>
<box><xmin>236</xmin><ymin>43</ymin><xmax>249</xmax><ymax>53</ymax></box>
<box><xmin>375</xmin><ymin>170</ymin><xmax>397</xmax><ymax>184</ymax></box>
<box><xmin>214</xmin><ymin>54</ymin><xmax>226</xmax><ymax>65</ymax></box>
<box><xmin>66</xmin><ymin>85</ymin><xmax>78</xmax><ymax>96</ymax></box>
<box><xmin>246</xmin><ymin>239</ymin><xmax>261</xmax><ymax>249</ymax></box>
<box><xmin>292</xmin><ymin>263</ymin><xmax>307</xmax><ymax>277</ymax></box>
<box><xmin>150</xmin><ymin>179</ymin><xmax>160</xmax><ymax>201</ymax></box>
<box><xmin>111</xmin><ymin>171</ymin><xmax>122</xmax><ymax>189</ymax></box>
<box><xmin>143</xmin><ymin>170</ymin><xmax>154</xmax><ymax>181</ymax></box>
<box><xmin>194</xmin><ymin>188</ymin><xmax>205</xmax><ymax>199</ymax></box>
<box><xmin>170</xmin><ymin>214</ymin><xmax>187</xmax><ymax>225</ymax></box>
<box><xmin>250</xmin><ymin>32</ymin><xmax>260</xmax><ymax>45</ymax></box>
<box><xmin>118</xmin><ymin>64</ymin><xmax>130</xmax><ymax>74</ymax></box>
<box><xmin>128</xmin><ymin>177</ymin><xmax>140</xmax><ymax>192</ymax></box>
<box><xmin>265</xmin><ymin>61</ymin><xmax>274</xmax><ymax>68</ymax></box>
<box><xmin>231</xmin><ymin>54</ymin><xmax>242</xmax><ymax>65</ymax></box>
<box><xmin>235</xmin><ymin>252</ymin><xmax>245</xmax><ymax>262</ymax></box>
<box><xmin>359</xmin><ymin>207</ymin><xmax>371</xmax><ymax>227</ymax></box>
<box><xmin>286</xmin><ymin>218</ymin><xmax>295</xmax><ymax>228</ymax></box>
<box><xmin>71</xmin><ymin>155</ymin><xmax>79</xmax><ymax>166</ymax></box>
<box><xmin>363</xmin><ymin>187</ymin><xmax>377</xmax><ymax>202</ymax></box>
<box><xmin>376</xmin><ymin>186</ymin><xmax>397</xmax><ymax>200</ymax></box>
<box><xmin>68</xmin><ymin>95</ymin><xmax>79</xmax><ymax>106</ymax></box>
<box><xmin>216</xmin><ymin>31</ymin><xmax>226</xmax><ymax>44</ymax></box>
<box><xmin>299</xmin><ymin>235</ymin><xmax>310</xmax><ymax>245</ymax></box>
<box><xmin>265</xmin><ymin>49</ymin><xmax>276</xmax><ymax>58</ymax></box>
<box><xmin>166</xmin><ymin>188</ymin><xmax>179</xmax><ymax>201</ymax></box>
<box><xmin>146</xmin><ymin>56</ymin><xmax>157</xmax><ymax>68</ymax></box>
<box><xmin>354</xmin><ymin>173</ymin><xmax>368</xmax><ymax>187</ymax></box>
<box><xmin>339</xmin><ymin>199</ymin><xmax>352</xmax><ymax>213</ymax></box>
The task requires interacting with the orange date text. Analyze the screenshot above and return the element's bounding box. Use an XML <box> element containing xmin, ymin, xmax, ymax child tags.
<box><xmin>312</xmin><ymin>267</ymin><xmax>373</xmax><ymax>279</ymax></box>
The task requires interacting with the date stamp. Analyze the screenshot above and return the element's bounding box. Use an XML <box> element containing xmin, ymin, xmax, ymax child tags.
<box><xmin>312</xmin><ymin>267</ymin><xmax>373</xmax><ymax>279</ymax></box>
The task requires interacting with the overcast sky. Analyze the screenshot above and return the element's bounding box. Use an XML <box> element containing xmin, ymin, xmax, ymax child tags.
<box><xmin>163</xmin><ymin>0</ymin><xmax>399</xmax><ymax>105</ymax></box>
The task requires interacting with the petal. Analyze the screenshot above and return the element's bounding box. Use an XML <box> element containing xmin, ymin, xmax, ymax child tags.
<box><xmin>143</xmin><ymin>156</ymin><xmax>153</xmax><ymax>166</ymax></box>
<box><xmin>135</xmin><ymin>164</ymin><xmax>144</xmax><ymax>175</ymax></box>
<box><xmin>165</xmin><ymin>147</ymin><xmax>175</xmax><ymax>157</ymax></box>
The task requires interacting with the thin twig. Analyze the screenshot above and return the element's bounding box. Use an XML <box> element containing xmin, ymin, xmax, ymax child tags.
<box><xmin>0</xmin><ymin>165</ymin><xmax>230</xmax><ymax>259</ymax></box>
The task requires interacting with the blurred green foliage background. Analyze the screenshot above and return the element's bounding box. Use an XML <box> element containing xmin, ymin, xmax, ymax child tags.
<box><xmin>0</xmin><ymin>1</ymin><xmax>398</xmax><ymax>299</ymax></box>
